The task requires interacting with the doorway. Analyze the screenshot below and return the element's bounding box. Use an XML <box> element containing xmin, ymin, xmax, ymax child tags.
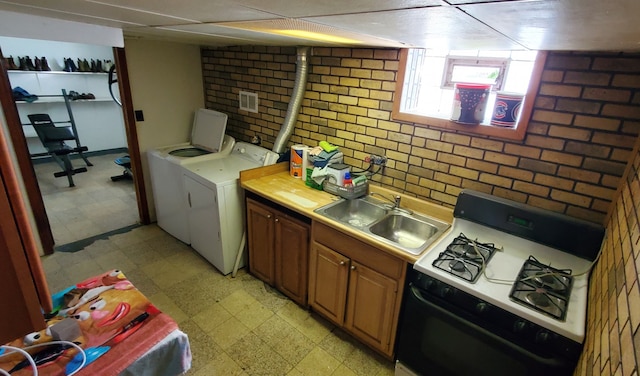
<box><xmin>1</xmin><ymin>36</ymin><xmax>145</xmax><ymax>251</ymax></box>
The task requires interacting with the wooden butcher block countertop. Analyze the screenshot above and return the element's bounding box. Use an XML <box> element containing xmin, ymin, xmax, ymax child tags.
<box><xmin>240</xmin><ymin>162</ymin><xmax>454</xmax><ymax>263</ymax></box>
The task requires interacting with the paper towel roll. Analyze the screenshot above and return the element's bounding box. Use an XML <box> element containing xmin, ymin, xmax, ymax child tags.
<box><xmin>290</xmin><ymin>144</ymin><xmax>306</xmax><ymax>178</ymax></box>
<box><xmin>302</xmin><ymin>147</ymin><xmax>311</xmax><ymax>182</ymax></box>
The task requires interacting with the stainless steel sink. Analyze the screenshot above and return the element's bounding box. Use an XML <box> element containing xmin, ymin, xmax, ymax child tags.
<box><xmin>315</xmin><ymin>196</ymin><xmax>450</xmax><ymax>255</ymax></box>
<box><xmin>320</xmin><ymin>198</ymin><xmax>388</xmax><ymax>228</ymax></box>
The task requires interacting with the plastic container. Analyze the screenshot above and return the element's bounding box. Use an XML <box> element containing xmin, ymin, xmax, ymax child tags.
<box><xmin>323</xmin><ymin>179</ymin><xmax>368</xmax><ymax>199</ymax></box>
<box><xmin>451</xmin><ymin>83</ymin><xmax>491</xmax><ymax>125</ymax></box>
<box><xmin>343</xmin><ymin>172</ymin><xmax>353</xmax><ymax>187</ymax></box>
<box><xmin>490</xmin><ymin>92</ymin><xmax>524</xmax><ymax>128</ymax></box>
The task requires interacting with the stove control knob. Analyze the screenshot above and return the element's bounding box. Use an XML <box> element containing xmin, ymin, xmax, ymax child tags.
<box><xmin>513</xmin><ymin>320</ymin><xmax>527</xmax><ymax>333</ymax></box>
<box><xmin>536</xmin><ymin>330</ymin><xmax>550</xmax><ymax>344</ymax></box>
<box><xmin>475</xmin><ymin>302</ymin><xmax>489</xmax><ymax>315</ymax></box>
<box><xmin>439</xmin><ymin>286</ymin><xmax>454</xmax><ymax>299</ymax></box>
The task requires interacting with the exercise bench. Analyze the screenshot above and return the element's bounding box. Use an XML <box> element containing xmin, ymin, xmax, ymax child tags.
<box><xmin>28</xmin><ymin>113</ymin><xmax>93</xmax><ymax>187</ymax></box>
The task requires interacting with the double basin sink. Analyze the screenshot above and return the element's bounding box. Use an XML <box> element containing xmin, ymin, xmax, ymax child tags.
<box><xmin>314</xmin><ymin>195</ymin><xmax>450</xmax><ymax>255</ymax></box>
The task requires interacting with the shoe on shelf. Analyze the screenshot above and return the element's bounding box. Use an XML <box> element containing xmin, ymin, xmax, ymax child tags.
<box><xmin>5</xmin><ymin>56</ymin><xmax>19</xmax><ymax>70</ymax></box>
<box><xmin>34</xmin><ymin>57</ymin><xmax>42</xmax><ymax>71</ymax></box>
<box><xmin>67</xmin><ymin>90</ymin><xmax>80</xmax><ymax>100</ymax></box>
<box><xmin>25</xmin><ymin>56</ymin><xmax>36</xmax><ymax>71</ymax></box>
<box><xmin>19</xmin><ymin>57</ymin><xmax>27</xmax><ymax>71</ymax></box>
<box><xmin>41</xmin><ymin>57</ymin><xmax>51</xmax><ymax>71</ymax></box>
<box><xmin>64</xmin><ymin>58</ymin><xmax>78</xmax><ymax>72</ymax></box>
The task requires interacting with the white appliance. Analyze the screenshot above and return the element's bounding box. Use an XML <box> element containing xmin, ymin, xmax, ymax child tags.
<box><xmin>148</xmin><ymin>109</ymin><xmax>235</xmax><ymax>244</ymax></box>
<box><xmin>181</xmin><ymin>142</ymin><xmax>279</xmax><ymax>275</ymax></box>
<box><xmin>395</xmin><ymin>190</ymin><xmax>604</xmax><ymax>376</ymax></box>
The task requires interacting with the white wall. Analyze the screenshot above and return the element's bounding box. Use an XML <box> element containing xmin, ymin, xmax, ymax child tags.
<box><xmin>124</xmin><ymin>38</ymin><xmax>205</xmax><ymax>221</ymax></box>
<box><xmin>0</xmin><ymin>37</ymin><xmax>115</xmax><ymax>71</ymax></box>
<box><xmin>1</xmin><ymin>36</ymin><xmax>127</xmax><ymax>155</ymax></box>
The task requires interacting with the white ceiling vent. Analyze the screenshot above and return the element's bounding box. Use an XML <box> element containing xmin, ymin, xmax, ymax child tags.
<box><xmin>239</xmin><ymin>91</ymin><xmax>258</xmax><ymax>113</ymax></box>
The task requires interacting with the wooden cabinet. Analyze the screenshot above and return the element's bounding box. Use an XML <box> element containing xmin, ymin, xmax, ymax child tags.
<box><xmin>309</xmin><ymin>221</ymin><xmax>406</xmax><ymax>358</ymax></box>
<box><xmin>247</xmin><ymin>197</ymin><xmax>310</xmax><ymax>306</ymax></box>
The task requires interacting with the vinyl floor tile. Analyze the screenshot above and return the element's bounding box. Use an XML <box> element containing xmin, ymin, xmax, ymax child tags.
<box><xmin>40</xmin><ymin>224</ymin><xmax>395</xmax><ymax>376</ymax></box>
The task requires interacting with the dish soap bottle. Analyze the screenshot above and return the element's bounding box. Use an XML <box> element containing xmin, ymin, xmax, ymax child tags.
<box><xmin>343</xmin><ymin>172</ymin><xmax>353</xmax><ymax>187</ymax></box>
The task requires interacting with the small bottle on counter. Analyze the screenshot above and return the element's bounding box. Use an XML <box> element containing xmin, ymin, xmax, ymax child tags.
<box><xmin>343</xmin><ymin>172</ymin><xmax>353</xmax><ymax>187</ymax></box>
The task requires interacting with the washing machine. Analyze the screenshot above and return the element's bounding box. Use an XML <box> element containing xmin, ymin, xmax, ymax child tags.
<box><xmin>181</xmin><ymin>142</ymin><xmax>279</xmax><ymax>275</ymax></box>
<box><xmin>148</xmin><ymin>108</ymin><xmax>235</xmax><ymax>244</ymax></box>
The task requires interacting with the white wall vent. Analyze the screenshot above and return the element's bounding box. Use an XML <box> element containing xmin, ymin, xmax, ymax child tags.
<box><xmin>239</xmin><ymin>91</ymin><xmax>258</xmax><ymax>113</ymax></box>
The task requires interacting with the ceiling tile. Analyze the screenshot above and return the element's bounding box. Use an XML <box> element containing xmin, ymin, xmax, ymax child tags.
<box><xmin>158</xmin><ymin>23</ymin><xmax>311</xmax><ymax>46</ymax></box>
<box><xmin>305</xmin><ymin>7</ymin><xmax>525</xmax><ymax>50</ymax></box>
<box><xmin>234</xmin><ymin>0</ymin><xmax>445</xmax><ymax>18</ymax></box>
<box><xmin>460</xmin><ymin>0</ymin><xmax>640</xmax><ymax>50</ymax></box>
<box><xmin>86</xmin><ymin>0</ymin><xmax>280</xmax><ymax>23</ymax></box>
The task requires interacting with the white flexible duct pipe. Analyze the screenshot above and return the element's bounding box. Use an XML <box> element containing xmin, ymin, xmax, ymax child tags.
<box><xmin>272</xmin><ymin>46</ymin><xmax>311</xmax><ymax>154</ymax></box>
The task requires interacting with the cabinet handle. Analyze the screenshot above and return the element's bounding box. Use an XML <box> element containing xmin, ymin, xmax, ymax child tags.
<box><xmin>339</xmin><ymin>261</ymin><xmax>346</xmax><ymax>265</ymax></box>
<box><xmin>267</xmin><ymin>214</ymin><xmax>271</xmax><ymax>219</ymax></box>
<box><xmin>350</xmin><ymin>265</ymin><xmax>356</xmax><ymax>270</ymax></box>
<box><xmin>188</xmin><ymin>193</ymin><xmax>191</xmax><ymax>208</ymax></box>
<box><xmin>275</xmin><ymin>218</ymin><xmax>279</xmax><ymax>222</ymax></box>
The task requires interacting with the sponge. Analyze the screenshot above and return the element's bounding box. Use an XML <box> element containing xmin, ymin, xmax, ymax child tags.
<box><xmin>319</xmin><ymin>141</ymin><xmax>338</xmax><ymax>152</ymax></box>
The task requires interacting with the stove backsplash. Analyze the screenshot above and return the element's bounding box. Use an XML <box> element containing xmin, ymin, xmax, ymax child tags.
<box><xmin>576</xmin><ymin>147</ymin><xmax>640</xmax><ymax>375</ymax></box>
<box><xmin>454</xmin><ymin>190</ymin><xmax>605</xmax><ymax>261</ymax></box>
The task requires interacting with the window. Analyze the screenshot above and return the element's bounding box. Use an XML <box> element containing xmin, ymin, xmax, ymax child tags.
<box><xmin>393</xmin><ymin>49</ymin><xmax>547</xmax><ymax>141</ymax></box>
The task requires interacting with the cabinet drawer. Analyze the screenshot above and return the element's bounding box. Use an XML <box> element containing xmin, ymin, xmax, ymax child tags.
<box><xmin>312</xmin><ymin>221</ymin><xmax>404</xmax><ymax>280</ymax></box>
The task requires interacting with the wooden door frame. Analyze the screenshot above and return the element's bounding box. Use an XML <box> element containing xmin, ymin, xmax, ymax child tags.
<box><xmin>0</xmin><ymin>46</ymin><xmax>149</xmax><ymax>255</ymax></box>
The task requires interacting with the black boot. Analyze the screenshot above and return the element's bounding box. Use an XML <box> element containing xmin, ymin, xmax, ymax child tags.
<box><xmin>34</xmin><ymin>57</ymin><xmax>42</xmax><ymax>71</ymax></box>
<box><xmin>19</xmin><ymin>57</ymin><xmax>28</xmax><ymax>70</ymax></box>
<box><xmin>69</xmin><ymin>58</ymin><xmax>78</xmax><ymax>72</ymax></box>
<box><xmin>25</xmin><ymin>56</ymin><xmax>36</xmax><ymax>71</ymax></box>
<box><xmin>41</xmin><ymin>57</ymin><xmax>51</xmax><ymax>71</ymax></box>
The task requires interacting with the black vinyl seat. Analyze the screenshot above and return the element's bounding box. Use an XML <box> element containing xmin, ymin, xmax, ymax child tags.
<box><xmin>28</xmin><ymin>113</ymin><xmax>92</xmax><ymax>187</ymax></box>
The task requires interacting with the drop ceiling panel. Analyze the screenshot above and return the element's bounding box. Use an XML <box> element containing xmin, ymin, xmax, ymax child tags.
<box><xmin>305</xmin><ymin>7</ymin><xmax>524</xmax><ymax>50</ymax></box>
<box><xmin>234</xmin><ymin>0</ymin><xmax>445</xmax><ymax>18</ymax></box>
<box><xmin>86</xmin><ymin>0</ymin><xmax>283</xmax><ymax>23</ymax></box>
<box><xmin>460</xmin><ymin>0</ymin><xmax>640</xmax><ymax>51</ymax></box>
<box><xmin>124</xmin><ymin>26</ymin><xmax>250</xmax><ymax>47</ymax></box>
<box><xmin>0</xmin><ymin>0</ymin><xmax>199</xmax><ymax>27</ymax></box>
<box><xmin>159</xmin><ymin>23</ymin><xmax>316</xmax><ymax>46</ymax></box>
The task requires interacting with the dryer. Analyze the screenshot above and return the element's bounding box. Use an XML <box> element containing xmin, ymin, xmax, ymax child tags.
<box><xmin>181</xmin><ymin>142</ymin><xmax>278</xmax><ymax>275</ymax></box>
<box><xmin>148</xmin><ymin>108</ymin><xmax>235</xmax><ymax>244</ymax></box>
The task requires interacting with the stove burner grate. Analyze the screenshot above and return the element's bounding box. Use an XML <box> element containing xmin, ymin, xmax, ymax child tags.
<box><xmin>509</xmin><ymin>256</ymin><xmax>574</xmax><ymax>321</ymax></box>
<box><xmin>432</xmin><ymin>233</ymin><xmax>498</xmax><ymax>283</ymax></box>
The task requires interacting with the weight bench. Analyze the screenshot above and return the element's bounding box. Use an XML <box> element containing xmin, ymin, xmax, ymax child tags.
<box><xmin>28</xmin><ymin>113</ymin><xmax>93</xmax><ymax>187</ymax></box>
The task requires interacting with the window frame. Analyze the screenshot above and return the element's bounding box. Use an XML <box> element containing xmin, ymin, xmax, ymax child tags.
<box><xmin>442</xmin><ymin>56</ymin><xmax>508</xmax><ymax>90</ymax></box>
<box><xmin>392</xmin><ymin>49</ymin><xmax>547</xmax><ymax>141</ymax></box>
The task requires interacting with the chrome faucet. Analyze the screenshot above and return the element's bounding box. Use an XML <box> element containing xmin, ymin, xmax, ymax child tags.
<box><xmin>370</xmin><ymin>192</ymin><xmax>403</xmax><ymax>210</ymax></box>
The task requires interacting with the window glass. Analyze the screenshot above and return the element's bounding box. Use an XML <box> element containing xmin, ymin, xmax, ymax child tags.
<box><xmin>392</xmin><ymin>49</ymin><xmax>547</xmax><ymax>141</ymax></box>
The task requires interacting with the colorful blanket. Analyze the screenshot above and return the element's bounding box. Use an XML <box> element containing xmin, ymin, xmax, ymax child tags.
<box><xmin>0</xmin><ymin>270</ymin><xmax>189</xmax><ymax>375</ymax></box>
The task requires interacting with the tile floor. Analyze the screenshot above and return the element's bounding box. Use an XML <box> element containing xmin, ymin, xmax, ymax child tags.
<box><xmin>33</xmin><ymin>151</ymin><xmax>139</xmax><ymax>245</ymax></box>
<box><xmin>40</xmin><ymin>220</ymin><xmax>396</xmax><ymax>376</ymax></box>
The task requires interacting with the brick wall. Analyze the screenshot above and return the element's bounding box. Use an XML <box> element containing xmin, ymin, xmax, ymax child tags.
<box><xmin>202</xmin><ymin>47</ymin><xmax>640</xmax><ymax>224</ymax></box>
<box><xmin>202</xmin><ymin>46</ymin><xmax>640</xmax><ymax>374</ymax></box>
<box><xmin>576</xmin><ymin>144</ymin><xmax>640</xmax><ymax>376</ymax></box>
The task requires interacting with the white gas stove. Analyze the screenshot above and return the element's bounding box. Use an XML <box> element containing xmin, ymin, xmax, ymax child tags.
<box><xmin>396</xmin><ymin>189</ymin><xmax>604</xmax><ymax>376</ymax></box>
<box><xmin>415</xmin><ymin>218</ymin><xmax>593</xmax><ymax>343</ymax></box>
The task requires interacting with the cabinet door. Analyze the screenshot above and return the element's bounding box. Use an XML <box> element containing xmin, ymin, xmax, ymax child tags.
<box><xmin>308</xmin><ymin>242</ymin><xmax>349</xmax><ymax>325</ymax></box>
<box><xmin>274</xmin><ymin>214</ymin><xmax>309</xmax><ymax>306</ymax></box>
<box><xmin>184</xmin><ymin>175</ymin><xmax>222</xmax><ymax>268</ymax></box>
<box><xmin>345</xmin><ymin>261</ymin><xmax>398</xmax><ymax>355</ymax></box>
<box><xmin>246</xmin><ymin>199</ymin><xmax>275</xmax><ymax>284</ymax></box>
